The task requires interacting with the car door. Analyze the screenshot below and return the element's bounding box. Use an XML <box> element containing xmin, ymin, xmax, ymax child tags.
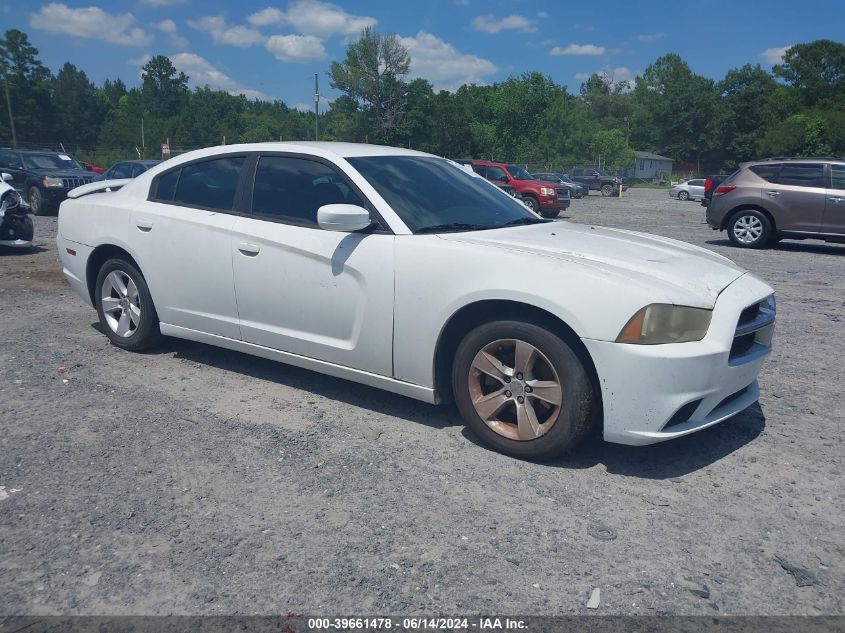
<box><xmin>760</xmin><ymin>162</ymin><xmax>827</xmax><ymax>232</ymax></box>
<box><xmin>230</xmin><ymin>153</ymin><xmax>395</xmax><ymax>376</ymax></box>
<box><xmin>129</xmin><ymin>154</ymin><xmax>247</xmax><ymax>339</ymax></box>
<box><xmin>0</xmin><ymin>149</ymin><xmax>26</xmax><ymax>194</ymax></box>
<box><xmin>823</xmin><ymin>163</ymin><xmax>845</xmax><ymax>235</ymax></box>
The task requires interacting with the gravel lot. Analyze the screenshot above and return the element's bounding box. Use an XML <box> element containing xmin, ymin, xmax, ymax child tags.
<box><xmin>1</xmin><ymin>188</ymin><xmax>843</xmax><ymax>616</ymax></box>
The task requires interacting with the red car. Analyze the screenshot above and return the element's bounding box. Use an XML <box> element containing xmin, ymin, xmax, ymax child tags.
<box><xmin>471</xmin><ymin>160</ymin><xmax>571</xmax><ymax>218</ymax></box>
<box><xmin>81</xmin><ymin>161</ymin><xmax>104</xmax><ymax>174</ymax></box>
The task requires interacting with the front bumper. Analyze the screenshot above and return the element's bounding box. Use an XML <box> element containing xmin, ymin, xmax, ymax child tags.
<box><xmin>0</xmin><ymin>213</ymin><xmax>33</xmax><ymax>247</ymax></box>
<box><xmin>583</xmin><ymin>273</ymin><xmax>774</xmax><ymax>446</ymax></box>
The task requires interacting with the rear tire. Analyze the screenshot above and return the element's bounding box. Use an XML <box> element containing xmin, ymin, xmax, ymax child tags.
<box><xmin>728</xmin><ymin>209</ymin><xmax>772</xmax><ymax>248</ymax></box>
<box><xmin>600</xmin><ymin>183</ymin><xmax>613</xmax><ymax>197</ymax></box>
<box><xmin>95</xmin><ymin>258</ymin><xmax>163</xmax><ymax>351</ymax></box>
<box><xmin>452</xmin><ymin>320</ymin><xmax>595</xmax><ymax>461</ymax></box>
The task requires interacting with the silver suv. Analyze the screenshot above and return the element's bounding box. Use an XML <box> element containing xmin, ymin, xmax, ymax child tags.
<box><xmin>706</xmin><ymin>157</ymin><xmax>845</xmax><ymax>248</ymax></box>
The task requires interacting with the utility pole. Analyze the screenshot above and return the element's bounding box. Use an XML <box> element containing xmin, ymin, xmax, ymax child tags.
<box><xmin>2</xmin><ymin>68</ymin><xmax>16</xmax><ymax>148</ymax></box>
<box><xmin>141</xmin><ymin>117</ymin><xmax>145</xmax><ymax>153</ymax></box>
<box><xmin>314</xmin><ymin>73</ymin><xmax>320</xmax><ymax>141</ymax></box>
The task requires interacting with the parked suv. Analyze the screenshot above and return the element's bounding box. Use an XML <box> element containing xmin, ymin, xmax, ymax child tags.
<box><xmin>471</xmin><ymin>161</ymin><xmax>570</xmax><ymax>217</ymax></box>
<box><xmin>0</xmin><ymin>148</ymin><xmax>95</xmax><ymax>215</ymax></box>
<box><xmin>706</xmin><ymin>158</ymin><xmax>845</xmax><ymax>248</ymax></box>
<box><xmin>571</xmin><ymin>167</ymin><xmax>626</xmax><ymax>197</ymax></box>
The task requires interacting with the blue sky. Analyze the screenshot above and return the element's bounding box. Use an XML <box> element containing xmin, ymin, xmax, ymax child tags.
<box><xmin>1</xmin><ymin>0</ymin><xmax>842</xmax><ymax>110</ymax></box>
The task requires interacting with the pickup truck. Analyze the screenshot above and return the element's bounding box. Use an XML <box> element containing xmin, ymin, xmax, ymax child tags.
<box><xmin>700</xmin><ymin>174</ymin><xmax>730</xmax><ymax>207</ymax></box>
<box><xmin>571</xmin><ymin>167</ymin><xmax>627</xmax><ymax>197</ymax></box>
<box><xmin>471</xmin><ymin>160</ymin><xmax>571</xmax><ymax>218</ymax></box>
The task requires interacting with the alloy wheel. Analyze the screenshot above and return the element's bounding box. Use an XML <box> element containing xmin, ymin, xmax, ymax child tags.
<box><xmin>101</xmin><ymin>270</ymin><xmax>141</xmax><ymax>337</ymax></box>
<box><xmin>733</xmin><ymin>215</ymin><xmax>763</xmax><ymax>244</ymax></box>
<box><xmin>467</xmin><ymin>338</ymin><xmax>562</xmax><ymax>441</ymax></box>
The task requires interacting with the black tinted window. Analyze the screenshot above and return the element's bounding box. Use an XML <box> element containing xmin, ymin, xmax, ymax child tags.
<box><xmin>173</xmin><ymin>156</ymin><xmax>244</xmax><ymax>210</ymax></box>
<box><xmin>154</xmin><ymin>169</ymin><xmax>179</xmax><ymax>201</ymax></box>
<box><xmin>831</xmin><ymin>165</ymin><xmax>845</xmax><ymax>190</ymax></box>
<box><xmin>771</xmin><ymin>163</ymin><xmax>825</xmax><ymax>188</ymax></box>
<box><xmin>251</xmin><ymin>156</ymin><xmax>365</xmax><ymax>227</ymax></box>
<box><xmin>111</xmin><ymin>163</ymin><xmax>131</xmax><ymax>179</ymax></box>
<box><xmin>486</xmin><ymin>166</ymin><xmax>509</xmax><ymax>181</ymax></box>
<box><xmin>749</xmin><ymin>164</ymin><xmax>781</xmax><ymax>182</ymax></box>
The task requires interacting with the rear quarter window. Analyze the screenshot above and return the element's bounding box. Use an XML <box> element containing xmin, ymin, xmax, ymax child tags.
<box><xmin>748</xmin><ymin>164</ymin><xmax>781</xmax><ymax>182</ymax></box>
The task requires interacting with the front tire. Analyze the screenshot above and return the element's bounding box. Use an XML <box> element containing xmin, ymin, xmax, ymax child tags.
<box><xmin>95</xmin><ymin>258</ymin><xmax>162</xmax><ymax>351</ymax></box>
<box><xmin>452</xmin><ymin>320</ymin><xmax>595</xmax><ymax>460</ymax></box>
<box><xmin>540</xmin><ymin>208</ymin><xmax>560</xmax><ymax>218</ymax></box>
<box><xmin>600</xmin><ymin>183</ymin><xmax>613</xmax><ymax>197</ymax></box>
<box><xmin>728</xmin><ymin>209</ymin><xmax>772</xmax><ymax>248</ymax></box>
<box><xmin>523</xmin><ymin>195</ymin><xmax>540</xmax><ymax>214</ymax></box>
<box><xmin>28</xmin><ymin>186</ymin><xmax>49</xmax><ymax>216</ymax></box>
<box><xmin>678</xmin><ymin>190</ymin><xmax>690</xmax><ymax>201</ymax></box>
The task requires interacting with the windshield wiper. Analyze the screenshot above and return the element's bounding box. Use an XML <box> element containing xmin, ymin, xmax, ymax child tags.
<box><xmin>415</xmin><ymin>223</ymin><xmax>492</xmax><ymax>234</ymax></box>
<box><xmin>500</xmin><ymin>217</ymin><xmax>550</xmax><ymax>227</ymax></box>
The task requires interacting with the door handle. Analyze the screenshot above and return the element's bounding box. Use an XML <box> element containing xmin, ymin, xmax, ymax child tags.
<box><xmin>238</xmin><ymin>242</ymin><xmax>260</xmax><ymax>256</ymax></box>
<box><xmin>766</xmin><ymin>191</ymin><xmax>781</xmax><ymax>196</ymax></box>
<box><xmin>829</xmin><ymin>197</ymin><xmax>845</xmax><ymax>203</ymax></box>
<box><xmin>136</xmin><ymin>219</ymin><xmax>153</xmax><ymax>232</ymax></box>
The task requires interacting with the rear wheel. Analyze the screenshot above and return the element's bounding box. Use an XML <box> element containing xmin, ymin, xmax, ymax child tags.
<box><xmin>728</xmin><ymin>209</ymin><xmax>772</xmax><ymax>248</ymax></box>
<box><xmin>452</xmin><ymin>320</ymin><xmax>595</xmax><ymax>460</ymax></box>
<box><xmin>95</xmin><ymin>258</ymin><xmax>162</xmax><ymax>351</ymax></box>
<box><xmin>600</xmin><ymin>183</ymin><xmax>614</xmax><ymax>197</ymax></box>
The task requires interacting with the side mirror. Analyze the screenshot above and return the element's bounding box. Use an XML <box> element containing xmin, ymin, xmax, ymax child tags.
<box><xmin>317</xmin><ymin>204</ymin><xmax>374</xmax><ymax>232</ymax></box>
<box><xmin>1</xmin><ymin>173</ymin><xmax>12</xmax><ymax>182</ymax></box>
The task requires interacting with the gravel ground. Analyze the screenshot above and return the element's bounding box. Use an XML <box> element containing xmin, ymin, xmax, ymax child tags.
<box><xmin>1</xmin><ymin>188</ymin><xmax>843</xmax><ymax>616</ymax></box>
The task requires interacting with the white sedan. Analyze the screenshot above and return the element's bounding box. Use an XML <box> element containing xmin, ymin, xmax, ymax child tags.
<box><xmin>57</xmin><ymin>143</ymin><xmax>775</xmax><ymax>460</ymax></box>
<box><xmin>670</xmin><ymin>179</ymin><xmax>706</xmax><ymax>201</ymax></box>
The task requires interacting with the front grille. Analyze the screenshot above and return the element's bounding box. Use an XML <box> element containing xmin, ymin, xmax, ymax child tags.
<box><xmin>662</xmin><ymin>399</ymin><xmax>703</xmax><ymax>430</ymax></box>
<box><xmin>61</xmin><ymin>176</ymin><xmax>93</xmax><ymax>189</ymax></box>
<box><xmin>729</xmin><ymin>299</ymin><xmax>775</xmax><ymax>364</ymax></box>
<box><xmin>555</xmin><ymin>188</ymin><xmax>570</xmax><ymax>202</ymax></box>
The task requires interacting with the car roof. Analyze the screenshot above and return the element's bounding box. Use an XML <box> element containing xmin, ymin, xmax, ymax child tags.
<box><xmin>165</xmin><ymin>142</ymin><xmax>435</xmax><ymax>163</ymax></box>
<box><xmin>744</xmin><ymin>156</ymin><xmax>845</xmax><ymax>166</ymax></box>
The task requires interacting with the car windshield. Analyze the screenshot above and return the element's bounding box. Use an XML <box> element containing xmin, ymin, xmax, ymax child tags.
<box><xmin>505</xmin><ymin>164</ymin><xmax>535</xmax><ymax>180</ymax></box>
<box><xmin>559</xmin><ymin>174</ymin><xmax>573</xmax><ymax>183</ymax></box>
<box><xmin>347</xmin><ymin>156</ymin><xmax>547</xmax><ymax>233</ymax></box>
<box><xmin>23</xmin><ymin>153</ymin><xmax>83</xmax><ymax>170</ymax></box>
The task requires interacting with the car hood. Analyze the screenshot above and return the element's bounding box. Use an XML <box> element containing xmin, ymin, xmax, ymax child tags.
<box><xmin>438</xmin><ymin>222</ymin><xmax>746</xmax><ymax>308</ymax></box>
<box><xmin>28</xmin><ymin>168</ymin><xmax>93</xmax><ymax>178</ymax></box>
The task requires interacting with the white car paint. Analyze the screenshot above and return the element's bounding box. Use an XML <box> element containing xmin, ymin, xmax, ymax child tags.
<box><xmin>0</xmin><ymin>177</ymin><xmax>32</xmax><ymax>248</ymax></box>
<box><xmin>57</xmin><ymin>142</ymin><xmax>774</xmax><ymax>446</ymax></box>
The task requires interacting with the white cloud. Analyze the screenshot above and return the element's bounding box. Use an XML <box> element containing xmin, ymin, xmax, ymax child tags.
<box><xmin>575</xmin><ymin>66</ymin><xmax>640</xmax><ymax>90</ymax></box>
<box><xmin>188</xmin><ymin>15</ymin><xmax>265</xmax><ymax>48</ymax></box>
<box><xmin>128</xmin><ymin>53</ymin><xmax>152</xmax><ymax>67</ymax></box>
<box><xmin>398</xmin><ymin>31</ymin><xmax>498</xmax><ymax>91</ymax></box>
<box><xmin>248</xmin><ymin>0</ymin><xmax>376</xmax><ymax>37</ymax></box>
<box><xmin>637</xmin><ymin>32</ymin><xmax>665</xmax><ymax>42</ymax></box>
<box><xmin>167</xmin><ymin>52</ymin><xmax>267</xmax><ymax>99</ymax></box>
<box><xmin>156</xmin><ymin>19</ymin><xmax>188</xmax><ymax>48</ymax></box>
<box><xmin>550</xmin><ymin>43</ymin><xmax>606</xmax><ymax>56</ymax></box>
<box><xmin>265</xmin><ymin>34</ymin><xmax>327</xmax><ymax>62</ymax></box>
<box><xmin>30</xmin><ymin>3</ymin><xmax>150</xmax><ymax>46</ymax></box>
<box><xmin>140</xmin><ymin>0</ymin><xmax>188</xmax><ymax>6</ymax></box>
<box><xmin>761</xmin><ymin>45</ymin><xmax>792</xmax><ymax>64</ymax></box>
<box><xmin>471</xmin><ymin>13</ymin><xmax>536</xmax><ymax>34</ymax></box>
<box><xmin>294</xmin><ymin>102</ymin><xmax>313</xmax><ymax>112</ymax></box>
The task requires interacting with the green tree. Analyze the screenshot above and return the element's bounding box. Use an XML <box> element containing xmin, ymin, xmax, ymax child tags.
<box><xmin>141</xmin><ymin>55</ymin><xmax>189</xmax><ymax>121</ymax></box>
<box><xmin>52</xmin><ymin>62</ymin><xmax>107</xmax><ymax>146</ymax></box>
<box><xmin>774</xmin><ymin>39</ymin><xmax>845</xmax><ymax>108</ymax></box>
<box><xmin>589</xmin><ymin>129</ymin><xmax>635</xmax><ymax>172</ymax></box>
<box><xmin>329</xmin><ymin>27</ymin><xmax>410</xmax><ymax>143</ymax></box>
<box><xmin>0</xmin><ymin>29</ymin><xmax>54</xmax><ymax>144</ymax></box>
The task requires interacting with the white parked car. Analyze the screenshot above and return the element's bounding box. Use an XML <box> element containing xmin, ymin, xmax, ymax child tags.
<box><xmin>670</xmin><ymin>179</ymin><xmax>706</xmax><ymax>201</ymax></box>
<box><xmin>57</xmin><ymin>143</ymin><xmax>775</xmax><ymax>460</ymax></box>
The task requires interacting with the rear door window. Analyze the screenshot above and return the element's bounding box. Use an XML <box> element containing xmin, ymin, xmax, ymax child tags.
<box><xmin>485</xmin><ymin>166</ymin><xmax>509</xmax><ymax>181</ymax></box>
<box><xmin>748</xmin><ymin>164</ymin><xmax>781</xmax><ymax>182</ymax></box>
<box><xmin>770</xmin><ymin>163</ymin><xmax>826</xmax><ymax>188</ymax></box>
<box><xmin>173</xmin><ymin>156</ymin><xmax>245</xmax><ymax>211</ymax></box>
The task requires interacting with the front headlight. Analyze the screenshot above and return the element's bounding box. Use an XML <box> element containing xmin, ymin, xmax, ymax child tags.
<box><xmin>616</xmin><ymin>304</ymin><xmax>712</xmax><ymax>344</ymax></box>
<box><xmin>539</xmin><ymin>187</ymin><xmax>555</xmax><ymax>196</ymax></box>
<box><xmin>42</xmin><ymin>177</ymin><xmax>64</xmax><ymax>187</ymax></box>
<box><xmin>761</xmin><ymin>294</ymin><xmax>776</xmax><ymax>313</ymax></box>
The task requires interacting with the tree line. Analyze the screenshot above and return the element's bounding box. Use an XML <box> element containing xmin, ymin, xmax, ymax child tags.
<box><xmin>1</xmin><ymin>27</ymin><xmax>843</xmax><ymax>174</ymax></box>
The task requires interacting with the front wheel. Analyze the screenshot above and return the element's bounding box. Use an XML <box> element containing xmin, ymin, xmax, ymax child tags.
<box><xmin>95</xmin><ymin>258</ymin><xmax>163</xmax><ymax>351</ymax></box>
<box><xmin>540</xmin><ymin>208</ymin><xmax>559</xmax><ymax>218</ymax></box>
<box><xmin>728</xmin><ymin>210</ymin><xmax>772</xmax><ymax>248</ymax></box>
<box><xmin>523</xmin><ymin>196</ymin><xmax>540</xmax><ymax>214</ymax></box>
<box><xmin>600</xmin><ymin>183</ymin><xmax>614</xmax><ymax>197</ymax></box>
<box><xmin>452</xmin><ymin>320</ymin><xmax>595</xmax><ymax>460</ymax></box>
<box><xmin>678</xmin><ymin>190</ymin><xmax>690</xmax><ymax>201</ymax></box>
<box><xmin>28</xmin><ymin>186</ymin><xmax>48</xmax><ymax>216</ymax></box>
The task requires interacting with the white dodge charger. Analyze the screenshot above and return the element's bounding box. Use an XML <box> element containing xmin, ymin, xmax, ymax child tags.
<box><xmin>57</xmin><ymin>143</ymin><xmax>775</xmax><ymax>460</ymax></box>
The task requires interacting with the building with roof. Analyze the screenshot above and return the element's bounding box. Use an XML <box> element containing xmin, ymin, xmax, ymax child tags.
<box><xmin>632</xmin><ymin>151</ymin><xmax>673</xmax><ymax>180</ymax></box>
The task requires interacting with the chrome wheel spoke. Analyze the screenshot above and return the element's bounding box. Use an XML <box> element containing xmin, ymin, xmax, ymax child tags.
<box><xmin>528</xmin><ymin>380</ymin><xmax>561</xmax><ymax>406</ymax></box>
<box><xmin>128</xmin><ymin>303</ymin><xmax>141</xmax><ymax>326</ymax></box>
<box><xmin>115</xmin><ymin>310</ymin><xmax>132</xmax><ymax>336</ymax></box>
<box><xmin>516</xmin><ymin>400</ymin><xmax>542</xmax><ymax>440</ymax></box>
<box><xmin>473</xmin><ymin>389</ymin><xmax>509</xmax><ymax>421</ymax></box>
<box><xmin>108</xmin><ymin>271</ymin><xmax>128</xmax><ymax>297</ymax></box>
<box><xmin>472</xmin><ymin>350</ymin><xmax>511</xmax><ymax>383</ymax></box>
<box><xmin>514</xmin><ymin>340</ymin><xmax>536</xmax><ymax>376</ymax></box>
<box><xmin>101</xmin><ymin>296</ymin><xmax>122</xmax><ymax>313</ymax></box>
